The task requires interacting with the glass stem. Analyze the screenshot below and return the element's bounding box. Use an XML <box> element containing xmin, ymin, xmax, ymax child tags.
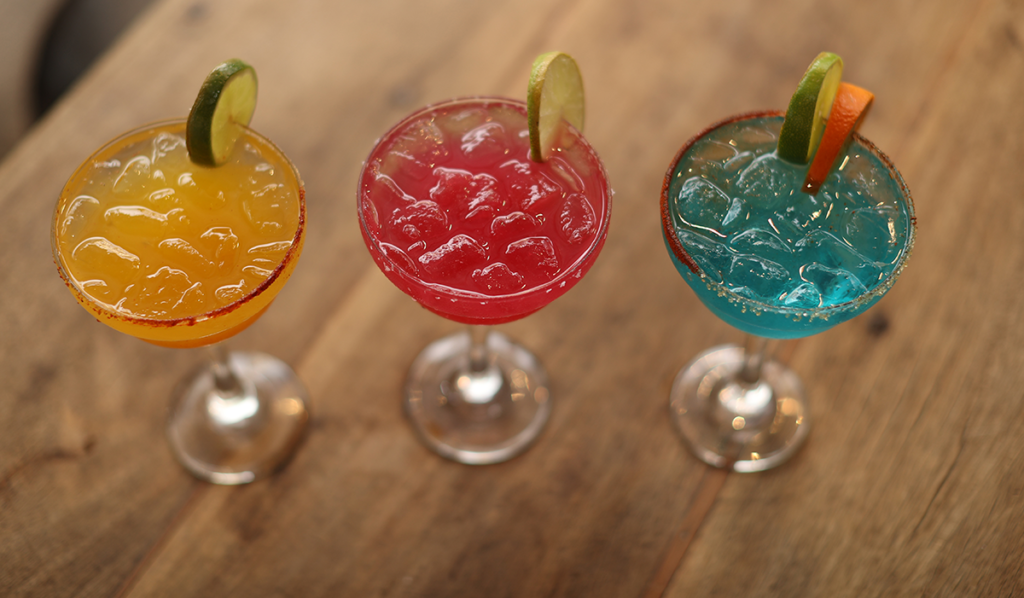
<box><xmin>738</xmin><ymin>335</ymin><xmax>769</xmax><ymax>384</ymax></box>
<box><xmin>455</xmin><ymin>326</ymin><xmax>503</xmax><ymax>408</ymax></box>
<box><xmin>207</xmin><ymin>344</ymin><xmax>243</xmax><ymax>398</ymax></box>
<box><xmin>467</xmin><ymin>325</ymin><xmax>491</xmax><ymax>373</ymax></box>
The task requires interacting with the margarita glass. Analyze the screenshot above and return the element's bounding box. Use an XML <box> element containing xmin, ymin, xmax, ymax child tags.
<box><xmin>358</xmin><ymin>97</ymin><xmax>611</xmax><ymax>464</ymax></box>
<box><xmin>661</xmin><ymin>110</ymin><xmax>915</xmax><ymax>471</ymax></box>
<box><xmin>52</xmin><ymin>119</ymin><xmax>309</xmax><ymax>484</ymax></box>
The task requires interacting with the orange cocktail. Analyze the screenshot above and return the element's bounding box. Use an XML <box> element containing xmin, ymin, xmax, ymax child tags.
<box><xmin>52</xmin><ymin>120</ymin><xmax>304</xmax><ymax>348</ymax></box>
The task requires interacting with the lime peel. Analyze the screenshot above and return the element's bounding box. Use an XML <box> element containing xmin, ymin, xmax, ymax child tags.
<box><xmin>187</xmin><ymin>59</ymin><xmax>258</xmax><ymax>167</ymax></box>
<box><xmin>527</xmin><ymin>51</ymin><xmax>585</xmax><ymax>162</ymax></box>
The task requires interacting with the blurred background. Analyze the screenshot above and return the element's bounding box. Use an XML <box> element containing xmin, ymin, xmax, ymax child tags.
<box><xmin>0</xmin><ymin>0</ymin><xmax>155</xmax><ymax>159</ymax></box>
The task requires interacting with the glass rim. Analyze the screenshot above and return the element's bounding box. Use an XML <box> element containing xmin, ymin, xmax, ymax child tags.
<box><xmin>660</xmin><ymin>109</ymin><xmax>917</xmax><ymax>320</ymax></box>
<box><xmin>357</xmin><ymin>95</ymin><xmax>613</xmax><ymax>302</ymax></box>
<box><xmin>51</xmin><ymin>118</ymin><xmax>306</xmax><ymax>330</ymax></box>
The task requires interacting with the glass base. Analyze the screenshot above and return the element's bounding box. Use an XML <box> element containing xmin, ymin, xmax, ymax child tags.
<box><xmin>669</xmin><ymin>344</ymin><xmax>810</xmax><ymax>472</ymax></box>
<box><xmin>405</xmin><ymin>330</ymin><xmax>550</xmax><ymax>465</ymax></box>
<box><xmin>167</xmin><ymin>351</ymin><xmax>310</xmax><ymax>484</ymax></box>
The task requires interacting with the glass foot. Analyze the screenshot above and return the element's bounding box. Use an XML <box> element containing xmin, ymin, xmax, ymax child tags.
<box><xmin>167</xmin><ymin>351</ymin><xmax>310</xmax><ymax>484</ymax></box>
<box><xmin>405</xmin><ymin>330</ymin><xmax>550</xmax><ymax>465</ymax></box>
<box><xmin>670</xmin><ymin>344</ymin><xmax>810</xmax><ymax>472</ymax></box>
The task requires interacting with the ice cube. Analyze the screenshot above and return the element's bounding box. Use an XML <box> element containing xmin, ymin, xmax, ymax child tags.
<box><xmin>80</xmin><ymin>279</ymin><xmax>118</xmax><ymax>304</ymax></box>
<box><xmin>103</xmin><ymin>205</ymin><xmax>169</xmax><ymax>236</ymax></box>
<box><xmin>113</xmin><ymin>156</ymin><xmax>153</xmax><ymax>195</ymax></box>
<box><xmin>199</xmin><ymin>227</ymin><xmax>239</xmax><ymax>272</ymax></box>
<box><xmin>177</xmin><ymin>172</ymin><xmax>197</xmax><ymax>189</ymax></box>
<box><xmin>389</xmin><ymin>200</ymin><xmax>448</xmax><ymax>242</ymax></box>
<box><xmin>429</xmin><ymin>167</ymin><xmax>503</xmax><ymax>227</ymax></box>
<box><xmin>733</xmin><ymin>154</ymin><xmax>800</xmax><ymax>209</ymax></box>
<box><xmin>546</xmin><ymin>155</ymin><xmax>588</xmax><ymax>194</ymax></box>
<box><xmin>721</xmin><ymin>151</ymin><xmax>756</xmax><ymax>184</ymax></box>
<box><xmin>378</xmin><ymin>242</ymin><xmax>417</xmax><ymax>274</ymax></box>
<box><xmin>417</xmin><ymin>234</ymin><xmax>487</xmax><ymax>278</ymax></box>
<box><xmin>151</xmin><ymin>132</ymin><xmax>188</xmax><ymax>165</ymax></box>
<box><xmin>558</xmin><ymin>193</ymin><xmax>597</xmax><ymax>244</ymax></box>
<box><xmin>729</xmin><ymin>227</ymin><xmax>792</xmax><ymax>255</ymax></box>
<box><xmin>777</xmin><ymin>190</ymin><xmax>832</xmax><ymax>231</ymax></box>
<box><xmin>214</xmin><ymin>279</ymin><xmax>249</xmax><ymax>305</ymax></box>
<box><xmin>460</xmin><ymin>122</ymin><xmax>507</xmax><ymax>166</ymax></box>
<box><xmin>675</xmin><ymin>229</ymin><xmax>732</xmax><ymax>282</ymax></box>
<box><xmin>157</xmin><ymin>238</ymin><xmax>214</xmax><ymax>276</ymax></box>
<box><xmin>762</xmin><ymin>213</ymin><xmax>805</xmax><ymax>247</ymax></box>
<box><xmin>472</xmin><ymin>262</ymin><xmax>525</xmax><ymax>293</ymax></box>
<box><xmin>147</xmin><ymin>188</ymin><xmax>179</xmax><ymax>208</ymax></box>
<box><xmin>835</xmin><ymin>151</ymin><xmax>888</xmax><ymax>200</ymax></box>
<box><xmin>367</xmin><ymin>168</ymin><xmax>418</xmax><ymax>210</ymax></box>
<box><xmin>841</xmin><ymin>205</ymin><xmax>901</xmax><ymax>258</ymax></box>
<box><xmin>781</xmin><ymin>282</ymin><xmax>821</xmax><ymax>308</ymax></box>
<box><xmin>72</xmin><ymin>237</ymin><xmax>141</xmax><ymax>282</ymax></box>
<box><xmin>361</xmin><ymin>194</ymin><xmax>381</xmax><ymax>231</ymax></box>
<box><xmin>795</xmin><ymin>230</ymin><xmax>884</xmax><ymax>288</ymax></box>
<box><xmin>490</xmin><ymin>211</ymin><xmax>539</xmax><ymax>244</ymax></box>
<box><xmin>505</xmin><ymin>236</ymin><xmax>559</xmax><ymax>276</ymax></box>
<box><xmin>437</xmin><ymin>107</ymin><xmax>489</xmax><ymax>138</ymax></box>
<box><xmin>59</xmin><ymin>195</ymin><xmax>100</xmax><ymax>240</ymax></box>
<box><xmin>727</xmin><ymin>255</ymin><xmax>790</xmax><ymax>302</ymax></box>
<box><xmin>732</xmin><ymin>121</ymin><xmax>778</xmax><ymax>149</ymax></box>
<box><xmin>801</xmin><ymin>262</ymin><xmax>868</xmax><ymax>306</ymax></box>
<box><xmin>242</xmin><ymin>265</ymin><xmax>274</xmax><ymax>279</ymax></box>
<box><xmin>243</xmin><ymin>183</ymin><xmax>289</xmax><ymax>234</ymax></box>
<box><xmin>499</xmin><ymin>160</ymin><xmax>564</xmax><ymax>213</ymax></box>
<box><xmin>245</xmin><ymin>160</ymin><xmax>281</xmax><ymax>192</ymax></box>
<box><xmin>691</xmin><ymin>139</ymin><xmax>740</xmax><ymax>163</ymax></box>
<box><xmin>165</xmin><ymin>207</ymin><xmax>191</xmax><ymax>230</ymax></box>
<box><xmin>386</xmin><ymin>119</ymin><xmax>450</xmax><ymax>180</ymax></box>
<box><xmin>679</xmin><ymin>141</ymin><xmax>739</xmax><ymax>184</ymax></box>
<box><xmin>381</xmin><ymin>150</ymin><xmax>437</xmax><ymax>182</ymax></box>
<box><xmin>675</xmin><ymin>177</ymin><xmax>732</xmax><ymax>230</ymax></box>
<box><xmin>248</xmin><ymin>241</ymin><xmax>292</xmax><ymax>259</ymax></box>
<box><xmin>126</xmin><ymin>266</ymin><xmax>204</xmax><ymax>316</ymax></box>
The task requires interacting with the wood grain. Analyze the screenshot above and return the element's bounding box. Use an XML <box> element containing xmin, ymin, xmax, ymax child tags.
<box><xmin>1</xmin><ymin>0</ymin><xmax>1021</xmax><ymax>596</ymax></box>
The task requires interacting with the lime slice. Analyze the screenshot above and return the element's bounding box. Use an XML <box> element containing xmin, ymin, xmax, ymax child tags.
<box><xmin>527</xmin><ymin>51</ymin><xmax>585</xmax><ymax>162</ymax></box>
<box><xmin>186</xmin><ymin>59</ymin><xmax>258</xmax><ymax>167</ymax></box>
<box><xmin>777</xmin><ymin>52</ymin><xmax>843</xmax><ymax>164</ymax></box>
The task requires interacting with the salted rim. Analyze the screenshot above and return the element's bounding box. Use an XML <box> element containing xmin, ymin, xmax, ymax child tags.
<box><xmin>357</xmin><ymin>96</ymin><xmax>613</xmax><ymax>302</ymax></box>
<box><xmin>51</xmin><ymin>119</ymin><xmax>306</xmax><ymax>330</ymax></box>
<box><xmin>660</xmin><ymin>110</ymin><xmax>917</xmax><ymax>320</ymax></box>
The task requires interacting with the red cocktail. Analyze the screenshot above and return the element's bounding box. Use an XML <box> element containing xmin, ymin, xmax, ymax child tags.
<box><xmin>358</xmin><ymin>96</ymin><xmax>611</xmax><ymax>463</ymax></box>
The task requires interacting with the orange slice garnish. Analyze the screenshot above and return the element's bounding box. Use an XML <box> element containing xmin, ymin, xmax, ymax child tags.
<box><xmin>802</xmin><ymin>82</ymin><xmax>874</xmax><ymax>194</ymax></box>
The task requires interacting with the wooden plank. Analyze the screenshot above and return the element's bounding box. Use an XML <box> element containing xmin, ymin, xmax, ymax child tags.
<box><xmin>666</xmin><ymin>0</ymin><xmax>1024</xmax><ymax>596</ymax></box>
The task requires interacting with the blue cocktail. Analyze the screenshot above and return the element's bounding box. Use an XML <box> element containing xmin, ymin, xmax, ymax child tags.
<box><xmin>661</xmin><ymin>110</ymin><xmax>915</xmax><ymax>471</ymax></box>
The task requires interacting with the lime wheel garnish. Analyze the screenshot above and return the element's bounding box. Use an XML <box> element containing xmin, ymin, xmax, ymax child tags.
<box><xmin>186</xmin><ymin>59</ymin><xmax>258</xmax><ymax>167</ymax></box>
<box><xmin>527</xmin><ymin>51</ymin><xmax>585</xmax><ymax>162</ymax></box>
<box><xmin>777</xmin><ymin>52</ymin><xmax>843</xmax><ymax>164</ymax></box>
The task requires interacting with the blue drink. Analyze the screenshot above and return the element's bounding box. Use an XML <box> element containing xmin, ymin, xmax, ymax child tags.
<box><xmin>662</xmin><ymin>111</ymin><xmax>915</xmax><ymax>339</ymax></box>
<box><xmin>661</xmin><ymin>110</ymin><xmax>916</xmax><ymax>472</ymax></box>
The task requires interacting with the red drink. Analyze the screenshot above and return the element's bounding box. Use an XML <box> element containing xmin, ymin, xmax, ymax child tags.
<box><xmin>358</xmin><ymin>97</ymin><xmax>611</xmax><ymax>325</ymax></box>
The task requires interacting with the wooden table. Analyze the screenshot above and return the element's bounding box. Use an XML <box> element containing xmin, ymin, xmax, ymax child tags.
<box><xmin>2</xmin><ymin>0</ymin><xmax>1022</xmax><ymax>595</ymax></box>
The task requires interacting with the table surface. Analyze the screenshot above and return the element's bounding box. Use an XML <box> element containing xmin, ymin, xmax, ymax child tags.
<box><xmin>2</xmin><ymin>0</ymin><xmax>1022</xmax><ymax>596</ymax></box>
